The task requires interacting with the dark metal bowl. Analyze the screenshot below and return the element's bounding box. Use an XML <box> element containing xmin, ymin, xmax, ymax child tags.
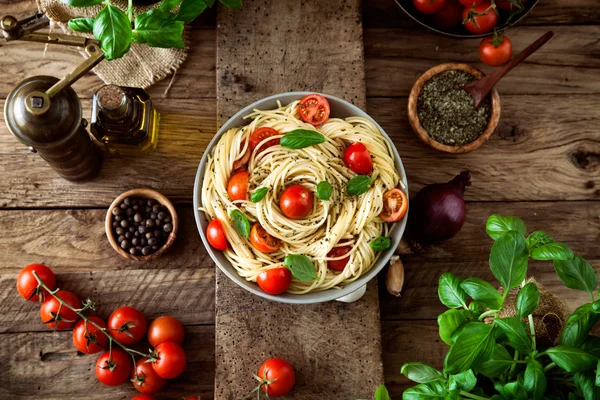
<box><xmin>394</xmin><ymin>0</ymin><xmax>539</xmax><ymax>38</ymax></box>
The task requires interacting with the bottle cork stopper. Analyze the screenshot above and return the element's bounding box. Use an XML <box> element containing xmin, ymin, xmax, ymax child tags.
<box><xmin>98</xmin><ymin>85</ymin><xmax>125</xmax><ymax>111</ymax></box>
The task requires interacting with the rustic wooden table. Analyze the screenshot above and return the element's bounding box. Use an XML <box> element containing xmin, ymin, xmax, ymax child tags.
<box><xmin>0</xmin><ymin>0</ymin><xmax>598</xmax><ymax>399</ymax></box>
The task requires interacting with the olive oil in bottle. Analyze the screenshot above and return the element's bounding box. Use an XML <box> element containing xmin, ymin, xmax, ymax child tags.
<box><xmin>91</xmin><ymin>85</ymin><xmax>160</xmax><ymax>155</ymax></box>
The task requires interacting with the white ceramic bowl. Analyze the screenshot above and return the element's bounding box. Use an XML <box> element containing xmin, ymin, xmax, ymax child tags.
<box><xmin>193</xmin><ymin>92</ymin><xmax>408</xmax><ymax>304</ymax></box>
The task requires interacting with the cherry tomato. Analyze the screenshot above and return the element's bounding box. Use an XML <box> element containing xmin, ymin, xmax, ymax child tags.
<box><xmin>327</xmin><ymin>246</ymin><xmax>352</xmax><ymax>272</ymax></box>
<box><xmin>496</xmin><ymin>0</ymin><xmax>526</xmax><ymax>11</ymax></box>
<box><xmin>257</xmin><ymin>358</ymin><xmax>295</xmax><ymax>397</ymax></box>
<box><xmin>108</xmin><ymin>306</ymin><xmax>147</xmax><ymax>346</ymax></box>
<box><xmin>147</xmin><ymin>315</ymin><xmax>185</xmax><ymax>348</ymax></box>
<box><xmin>344</xmin><ymin>142</ymin><xmax>373</xmax><ymax>175</ymax></box>
<box><xmin>185</xmin><ymin>397</ymin><xmax>203</xmax><ymax>400</ymax></box>
<box><xmin>479</xmin><ymin>34</ymin><xmax>513</xmax><ymax>66</ymax></box>
<box><xmin>250</xmin><ymin>127</ymin><xmax>280</xmax><ymax>151</ymax></box>
<box><xmin>279</xmin><ymin>185</ymin><xmax>313</xmax><ymax>220</ymax></box>
<box><xmin>429</xmin><ymin>0</ymin><xmax>464</xmax><ymax>31</ymax></box>
<box><xmin>380</xmin><ymin>188</ymin><xmax>409</xmax><ymax>223</ymax></box>
<box><xmin>413</xmin><ymin>0</ymin><xmax>447</xmax><ymax>14</ymax></box>
<box><xmin>250</xmin><ymin>223</ymin><xmax>282</xmax><ymax>253</ymax></box>
<box><xmin>298</xmin><ymin>94</ymin><xmax>330</xmax><ymax>126</ymax></box>
<box><xmin>16</xmin><ymin>264</ymin><xmax>56</xmax><ymax>302</ymax></box>
<box><xmin>132</xmin><ymin>357</ymin><xmax>166</xmax><ymax>395</ymax></box>
<box><xmin>40</xmin><ymin>290</ymin><xmax>80</xmax><ymax>330</ymax></box>
<box><xmin>96</xmin><ymin>349</ymin><xmax>132</xmax><ymax>387</ymax></box>
<box><xmin>206</xmin><ymin>219</ymin><xmax>228</xmax><ymax>251</ymax></box>
<box><xmin>227</xmin><ymin>170</ymin><xmax>249</xmax><ymax>201</ymax></box>
<box><xmin>462</xmin><ymin>2</ymin><xmax>498</xmax><ymax>34</ymax></box>
<box><xmin>257</xmin><ymin>268</ymin><xmax>292</xmax><ymax>295</ymax></box>
<box><xmin>132</xmin><ymin>396</ymin><xmax>155</xmax><ymax>400</ymax></box>
<box><xmin>72</xmin><ymin>316</ymin><xmax>108</xmax><ymax>354</ymax></box>
<box><xmin>458</xmin><ymin>0</ymin><xmax>483</xmax><ymax>5</ymax></box>
<box><xmin>151</xmin><ymin>342</ymin><xmax>187</xmax><ymax>379</ymax></box>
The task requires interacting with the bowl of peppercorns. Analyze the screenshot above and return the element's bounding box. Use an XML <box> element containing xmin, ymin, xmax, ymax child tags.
<box><xmin>105</xmin><ymin>188</ymin><xmax>178</xmax><ymax>261</ymax></box>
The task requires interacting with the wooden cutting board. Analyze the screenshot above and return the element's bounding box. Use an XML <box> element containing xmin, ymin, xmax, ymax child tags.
<box><xmin>215</xmin><ymin>1</ymin><xmax>384</xmax><ymax>398</ymax></box>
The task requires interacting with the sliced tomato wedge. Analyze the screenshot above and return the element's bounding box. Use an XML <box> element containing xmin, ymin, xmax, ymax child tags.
<box><xmin>380</xmin><ymin>188</ymin><xmax>408</xmax><ymax>222</ymax></box>
<box><xmin>298</xmin><ymin>94</ymin><xmax>330</xmax><ymax>126</ymax></box>
<box><xmin>250</xmin><ymin>127</ymin><xmax>280</xmax><ymax>151</ymax></box>
<box><xmin>250</xmin><ymin>223</ymin><xmax>282</xmax><ymax>253</ymax></box>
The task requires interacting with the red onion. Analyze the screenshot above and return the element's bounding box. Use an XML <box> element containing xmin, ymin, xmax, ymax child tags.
<box><xmin>409</xmin><ymin>171</ymin><xmax>471</xmax><ymax>245</ymax></box>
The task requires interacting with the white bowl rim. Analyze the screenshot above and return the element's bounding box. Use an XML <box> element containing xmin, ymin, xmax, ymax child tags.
<box><xmin>193</xmin><ymin>91</ymin><xmax>408</xmax><ymax>304</ymax></box>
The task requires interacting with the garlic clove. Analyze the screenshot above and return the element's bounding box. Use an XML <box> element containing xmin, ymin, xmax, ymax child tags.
<box><xmin>386</xmin><ymin>258</ymin><xmax>405</xmax><ymax>297</ymax></box>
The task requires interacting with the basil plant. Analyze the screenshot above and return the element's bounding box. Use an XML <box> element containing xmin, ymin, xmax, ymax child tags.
<box><xmin>62</xmin><ymin>0</ymin><xmax>242</xmax><ymax>60</ymax></box>
<box><xmin>376</xmin><ymin>214</ymin><xmax>600</xmax><ymax>400</ymax></box>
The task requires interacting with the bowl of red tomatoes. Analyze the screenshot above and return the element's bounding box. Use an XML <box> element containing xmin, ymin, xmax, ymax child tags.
<box><xmin>396</xmin><ymin>0</ymin><xmax>538</xmax><ymax>38</ymax></box>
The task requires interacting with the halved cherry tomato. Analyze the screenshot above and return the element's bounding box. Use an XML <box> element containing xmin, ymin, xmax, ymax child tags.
<box><xmin>250</xmin><ymin>223</ymin><xmax>282</xmax><ymax>253</ymax></box>
<box><xmin>257</xmin><ymin>268</ymin><xmax>292</xmax><ymax>295</ymax></box>
<box><xmin>298</xmin><ymin>94</ymin><xmax>330</xmax><ymax>126</ymax></box>
<box><xmin>207</xmin><ymin>219</ymin><xmax>228</xmax><ymax>251</ymax></box>
<box><xmin>148</xmin><ymin>315</ymin><xmax>185</xmax><ymax>348</ymax></box>
<box><xmin>327</xmin><ymin>246</ymin><xmax>352</xmax><ymax>272</ymax></box>
<box><xmin>257</xmin><ymin>358</ymin><xmax>295</xmax><ymax>397</ymax></box>
<box><xmin>131</xmin><ymin>357</ymin><xmax>166</xmax><ymax>395</ymax></box>
<box><xmin>96</xmin><ymin>349</ymin><xmax>132</xmax><ymax>386</ymax></box>
<box><xmin>413</xmin><ymin>0</ymin><xmax>447</xmax><ymax>14</ymax></box>
<box><xmin>108</xmin><ymin>306</ymin><xmax>147</xmax><ymax>346</ymax></box>
<box><xmin>17</xmin><ymin>264</ymin><xmax>56</xmax><ymax>302</ymax></box>
<box><xmin>280</xmin><ymin>185</ymin><xmax>314</xmax><ymax>220</ymax></box>
<box><xmin>458</xmin><ymin>0</ymin><xmax>483</xmax><ymax>5</ymax></box>
<box><xmin>479</xmin><ymin>34</ymin><xmax>512</xmax><ymax>66</ymax></box>
<box><xmin>462</xmin><ymin>2</ymin><xmax>498</xmax><ymax>35</ymax></box>
<box><xmin>73</xmin><ymin>316</ymin><xmax>108</xmax><ymax>354</ymax></box>
<box><xmin>344</xmin><ymin>142</ymin><xmax>373</xmax><ymax>175</ymax></box>
<box><xmin>496</xmin><ymin>0</ymin><xmax>526</xmax><ymax>11</ymax></box>
<box><xmin>380</xmin><ymin>188</ymin><xmax>408</xmax><ymax>223</ymax></box>
<box><xmin>40</xmin><ymin>290</ymin><xmax>80</xmax><ymax>330</ymax></box>
<box><xmin>151</xmin><ymin>342</ymin><xmax>187</xmax><ymax>379</ymax></box>
<box><xmin>429</xmin><ymin>0</ymin><xmax>464</xmax><ymax>31</ymax></box>
<box><xmin>250</xmin><ymin>127</ymin><xmax>280</xmax><ymax>151</ymax></box>
<box><xmin>227</xmin><ymin>170</ymin><xmax>249</xmax><ymax>201</ymax></box>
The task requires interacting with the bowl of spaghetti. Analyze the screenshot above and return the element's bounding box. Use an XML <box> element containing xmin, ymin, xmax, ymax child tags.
<box><xmin>193</xmin><ymin>92</ymin><xmax>408</xmax><ymax>304</ymax></box>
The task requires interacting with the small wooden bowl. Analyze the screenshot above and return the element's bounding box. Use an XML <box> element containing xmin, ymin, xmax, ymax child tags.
<box><xmin>408</xmin><ymin>63</ymin><xmax>501</xmax><ymax>154</ymax></box>
<box><xmin>105</xmin><ymin>188</ymin><xmax>178</xmax><ymax>262</ymax></box>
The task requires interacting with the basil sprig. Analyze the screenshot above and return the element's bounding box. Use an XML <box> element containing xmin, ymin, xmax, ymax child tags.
<box><xmin>68</xmin><ymin>18</ymin><xmax>95</xmax><ymax>33</ymax></box>
<box><xmin>316</xmin><ymin>181</ymin><xmax>333</xmax><ymax>201</ymax></box>
<box><xmin>251</xmin><ymin>187</ymin><xmax>268</xmax><ymax>203</ymax></box>
<box><xmin>370</xmin><ymin>237</ymin><xmax>391</xmax><ymax>251</ymax></box>
<box><xmin>229</xmin><ymin>209</ymin><xmax>250</xmax><ymax>238</ymax></box>
<box><xmin>93</xmin><ymin>3</ymin><xmax>132</xmax><ymax>60</ymax></box>
<box><xmin>132</xmin><ymin>10</ymin><xmax>185</xmax><ymax>49</ymax></box>
<box><xmin>280</xmin><ymin>129</ymin><xmax>326</xmax><ymax>149</ymax></box>
<box><xmin>347</xmin><ymin>175</ymin><xmax>373</xmax><ymax>196</ymax></box>
<box><xmin>283</xmin><ymin>254</ymin><xmax>318</xmax><ymax>282</ymax></box>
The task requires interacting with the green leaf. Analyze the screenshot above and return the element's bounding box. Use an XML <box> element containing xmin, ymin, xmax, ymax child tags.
<box><xmin>158</xmin><ymin>0</ymin><xmax>182</xmax><ymax>12</ymax></box>
<box><xmin>561</xmin><ymin>303</ymin><xmax>600</xmax><ymax>347</ymax></box>
<box><xmin>448</xmin><ymin>370</ymin><xmax>476</xmax><ymax>391</ymax></box>
<box><xmin>401</xmin><ymin>362</ymin><xmax>445</xmax><ymax>384</ymax></box>
<box><xmin>596</xmin><ymin>361</ymin><xmax>600</xmax><ymax>389</ymax></box>
<box><xmin>68</xmin><ymin>18</ymin><xmax>95</xmax><ymax>33</ymax></box>
<box><xmin>347</xmin><ymin>175</ymin><xmax>373</xmax><ymax>196</ymax></box>
<box><xmin>283</xmin><ymin>254</ymin><xmax>317</xmax><ymax>282</ymax></box>
<box><xmin>574</xmin><ymin>371</ymin><xmax>600</xmax><ymax>400</ymax></box>
<box><xmin>581</xmin><ymin>335</ymin><xmax>600</xmax><ymax>358</ymax></box>
<box><xmin>438</xmin><ymin>272</ymin><xmax>468</xmax><ymax>309</ymax></box>
<box><xmin>61</xmin><ymin>0</ymin><xmax>104</xmax><ymax>7</ymax></box>
<box><xmin>531</xmin><ymin>242</ymin><xmax>574</xmax><ymax>261</ymax></box>
<box><xmin>475</xmin><ymin>344</ymin><xmax>513</xmax><ymax>378</ymax></box>
<box><xmin>176</xmin><ymin>0</ymin><xmax>208</xmax><ymax>23</ymax></box>
<box><xmin>523</xmin><ymin>359</ymin><xmax>546</xmax><ymax>400</ymax></box>
<box><xmin>280</xmin><ymin>129</ymin><xmax>326</xmax><ymax>149</ymax></box>
<box><xmin>402</xmin><ymin>381</ymin><xmax>446</xmax><ymax>400</ymax></box>
<box><xmin>469</xmin><ymin>301</ymin><xmax>485</xmax><ymax>316</ymax></box>
<box><xmin>370</xmin><ymin>237</ymin><xmax>391</xmax><ymax>251</ymax></box>
<box><xmin>486</xmin><ymin>214</ymin><xmax>527</xmax><ymax>240</ymax></box>
<box><xmin>229</xmin><ymin>209</ymin><xmax>250</xmax><ymax>238</ymax></box>
<box><xmin>375</xmin><ymin>385</ymin><xmax>391</xmax><ymax>400</ymax></box>
<box><xmin>438</xmin><ymin>309</ymin><xmax>470</xmax><ymax>346</ymax></box>
<box><xmin>219</xmin><ymin>0</ymin><xmax>243</xmax><ymax>9</ymax></box>
<box><xmin>516</xmin><ymin>282</ymin><xmax>540</xmax><ymax>319</ymax></box>
<box><xmin>554</xmin><ymin>256</ymin><xmax>598</xmax><ymax>297</ymax></box>
<box><xmin>207</xmin><ymin>0</ymin><xmax>216</xmax><ymax>6</ymax></box>
<box><xmin>494</xmin><ymin>317</ymin><xmax>532</xmax><ymax>355</ymax></box>
<box><xmin>526</xmin><ymin>230</ymin><xmax>554</xmax><ymax>250</ymax></box>
<box><xmin>93</xmin><ymin>3</ymin><xmax>133</xmax><ymax>60</ymax></box>
<box><xmin>504</xmin><ymin>381</ymin><xmax>528</xmax><ymax>400</ymax></box>
<box><xmin>546</xmin><ymin>345</ymin><xmax>599</xmax><ymax>373</ymax></box>
<box><xmin>460</xmin><ymin>278</ymin><xmax>503</xmax><ymax>310</ymax></box>
<box><xmin>133</xmin><ymin>10</ymin><xmax>185</xmax><ymax>48</ymax></box>
<box><xmin>316</xmin><ymin>181</ymin><xmax>333</xmax><ymax>201</ymax></box>
<box><xmin>489</xmin><ymin>230</ymin><xmax>529</xmax><ymax>291</ymax></box>
<box><xmin>250</xmin><ymin>187</ymin><xmax>268</xmax><ymax>202</ymax></box>
<box><xmin>444</xmin><ymin>322</ymin><xmax>495</xmax><ymax>374</ymax></box>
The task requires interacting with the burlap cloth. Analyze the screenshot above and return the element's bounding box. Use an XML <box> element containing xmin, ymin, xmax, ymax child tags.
<box><xmin>37</xmin><ymin>0</ymin><xmax>188</xmax><ymax>88</ymax></box>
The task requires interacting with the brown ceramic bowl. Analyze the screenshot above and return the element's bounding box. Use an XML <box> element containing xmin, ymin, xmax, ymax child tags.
<box><xmin>105</xmin><ymin>188</ymin><xmax>178</xmax><ymax>262</ymax></box>
<box><xmin>408</xmin><ymin>63</ymin><xmax>501</xmax><ymax>154</ymax></box>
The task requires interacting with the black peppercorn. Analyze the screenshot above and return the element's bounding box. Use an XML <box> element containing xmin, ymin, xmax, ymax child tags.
<box><xmin>148</xmin><ymin>237</ymin><xmax>158</xmax><ymax>246</ymax></box>
<box><xmin>134</xmin><ymin>231</ymin><xmax>140</xmax><ymax>238</ymax></box>
<box><xmin>120</xmin><ymin>202</ymin><xmax>128</xmax><ymax>209</ymax></box>
<box><xmin>112</xmin><ymin>221</ymin><xmax>119</xmax><ymax>228</ymax></box>
<box><xmin>129</xmin><ymin>247</ymin><xmax>137</xmax><ymax>255</ymax></box>
<box><xmin>120</xmin><ymin>220</ymin><xmax>129</xmax><ymax>228</ymax></box>
<box><xmin>125</xmin><ymin>232</ymin><xmax>132</xmax><ymax>239</ymax></box>
<box><xmin>134</xmin><ymin>213</ymin><xmax>143</xmax><ymax>223</ymax></box>
<box><xmin>141</xmin><ymin>238</ymin><xmax>147</xmax><ymax>246</ymax></box>
<box><xmin>142</xmin><ymin>246</ymin><xmax>151</xmax><ymax>255</ymax></box>
<box><xmin>164</xmin><ymin>216</ymin><xmax>171</xmax><ymax>223</ymax></box>
<box><xmin>124</xmin><ymin>197</ymin><xmax>131</xmax><ymax>206</ymax></box>
<box><xmin>114</xmin><ymin>215</ymin><xmax>122</xmax><ymax>222</ymax></box>
<box><xmin>163</xmin><ymin>223</ymin><xmax>173</xmax><ymax>233</ymax></box>
<box><xmin>136</xmin><ymin>245</ymin><xmax>143</xmax><ymax>250</ymax></box>
<box><xmin>138</xmin><ymin>225</ymin><xmax>147</xmax><ymax>234</ymax></box>
<box><xmin>145</xmin><ymin>219</ymin><xmax>155</xmax><ymax>228</ymax></box>
<box><xmin>133</xmin><ymin>204</ymin><xmax>139</xmax><ymax>211</ymax></box>
<box><xmin>116</xmin><ymin>227</ymin><xmax>124</xmax><ymax>235</ymax></box>
<box><xmin>150</xmin><ymin>213</ymin><xmax>157</xmax><ymax>220</ymax></box>
<box><xmin>129</xmin><ymin>226</ymin><xmax>135</xmax><ymax>233</ymax></box>
<box><xmin>117</xmin><ymin>235</ymin><xmax>125</xmax><ymax>243</ymax></box>
<box><xmin>121</xmin><ymin>240</ymin><xmax>131</xmax><ymax>249</ymax></box>
<box><xmin>157</xmin><ymin>211</ymin><xmax>167</xmax><ymax>220</ymax></box>
<box><xmin>146</xmin><ymin>232</ymin><xmax>154</xmax><ymax>239</ymax></box>
<box><xmin>152</xmin><ymin>245</ymin><xmax>158</xmax><ymax>251</ymax></box>
<box><xmin>112</xmin><ymin>207</ymin><xmax>122</xmax><ymax>216</ymax></box>
<box><xmin>132</xmin><ymin>237</ymin><xmax>139</xmax><ymax>246</ymax></box>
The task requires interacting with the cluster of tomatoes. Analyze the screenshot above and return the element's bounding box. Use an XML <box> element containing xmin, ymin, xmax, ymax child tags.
<box><xmin>16</xmin><ymin>264</ymin><xmax>196</xmax><ymax>400</ymax></box>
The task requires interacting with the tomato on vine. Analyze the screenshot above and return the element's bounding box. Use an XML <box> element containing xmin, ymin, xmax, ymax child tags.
<box><xmin>150</xmin><ymin>341</ymin><xmax>187</xmax><ymax>379</ymax></box>
<box><xmin>147</xmin><ymin>315</ymin><xmax>185</xmax><ymax>348</ymax></box>
<box><xmin>96</xmin><ymin>349</ymin><xmax>133</xmax><ymax>386</ymax></box>
<box><xmin>255</xmin><ymin>358</ymin><xmax>295</xmax><ymax>397</ymax></box>
<box><xmin>108</xmin><ymin>306</ymin><xmax>147</xmax><ymax>345</ymax></box>
<box><xmin>131</xmin><ymin>395</ymin><xmax>156</xmax><ymax>400</ymax></box>
<box><xmin>16</xmin><ymin>264</ymin><xmax>56</xmax><ymax>302</ymax></box>
<box><xmin>479</xmin><ymin>32</ymin><xmax>512</xmax><ymax>66</ymax></box>
<box><xmin>39</xmin><ymin>290</ymin><xmax>80</xmax><ymax>330</ymax></box>
<box><xmin>413</xmin><ymin>0</ymin><xmax>447</xmax><ymax>14</ymax></box>
<box><xmin>73</xmin><ymin>316</ymin><xmax>108</xmax><ymax>354</ymax></box>
<box><xmin>462</xmin><ymin>2</ymin><xmax>498</xmax><ymax>34</ymax></box>
<box><xmin>131</xmin><ymin>357</ymin><xmax>166</xmax><ymax>395</ymax></box>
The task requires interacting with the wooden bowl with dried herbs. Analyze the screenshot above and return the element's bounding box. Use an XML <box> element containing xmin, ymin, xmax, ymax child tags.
<box><xmin>408</xmin><ymin>63</ymin><xmax>501</xmax><ymax>153</ymax></box>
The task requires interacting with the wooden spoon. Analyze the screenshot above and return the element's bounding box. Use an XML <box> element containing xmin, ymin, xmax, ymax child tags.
<box><xmin>464</xmin><ymin>31</ymin><xmax>555</xmax><ymax>108</ymax></box>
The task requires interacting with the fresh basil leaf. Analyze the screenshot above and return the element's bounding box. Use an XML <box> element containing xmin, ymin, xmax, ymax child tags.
<box><xmin>347</xmin><ymin>175</ymin><xmax>372</xmax><ymax>196</ymax></box>
<box><xmin>531</xmin><ymin>242</ymin><xmax>574</xmax><ymax>261</ymax></box>
<box><xmin>401</xmin><ymin>362</ymin><xmax>445</xmax><ymax>384</ymax></box>
<box><xmin>438</xmin><ymin>309</ymin><xmax>470</xmax><ymax>346</ymax></box>
<box><xmin>219</xmin><ymin>0</ymin><xmax>242</xmax><ymax>9</ymax></box>
<box><xmin>316</xmin><ymin>181</ymin><xmax>333</xmax><ymax>201</ymax></box>
<box><xmin>574</xmin><ymin>371</ymin><xmax>600</xmax><ymax>400</ymax></box>
<box><xmin>402</xmin><ymin>381</ymin><xmax>446</xmax><ymax>400</ymax></box>
<box><xmin>596</xmin><ymin>361</ymin><xmax>600</xmax><ymax>388</ymax></box>
<box><xmin>516</xmin><ymin>282</ymin><xmax>540</xmax><ymax>319</ymax></box>
<box><xmin>486</xmin><ymin>214</ymin><xmax>527</xmax><ymax>240</ymax></box>
<box><xmin>438</xmin><ymin>272</ymin><xmax>468</xmax><ymax>309</ymax></box>
<box><xmin>61</xmin><ymin>0</ymin><xmax>104</xmax><ymax>7</ymax></box>
<box><xmin>68</xmin><ymin>18</ymin><xmax>95</xmax><ymax>33</ymax></box>
<box><xmin>444</xmin><ymin>322</ymin><xmax>495</xmax><ymax>374</ymax></box>
<box><xmin>370</xmin><ymin>237</ymin><xmax>391</xmax><ymax>251</ymax></box>
<box><xmin>93</xmin><ymin>4</ymin><xmax>132</xmax><ymax>60</ymax></box>
<box><xmin>526</xmin><ymin>230</ymin><xmax>554</xmax><ymax>250</ymax></box>
<box><xmin>158</xmin><ymin>0</ymin><xmax>182</xmax><ymax>12</ymax></box>
<box><xmin>561</xmin><ymin>303</ymin><xmax>600</xmax><ymax>347</ymax></box>
<box><xmin>523</xmin><ymin>359</ymin><xmax>546</xmax><ymax>400</ymax></box>
<box><xmin>250</xmin><ymin>187</ymin><xmax>268</xmax><ymax>202</ymax></box>
<box><xmin>280</xmin><ymin>129</ymin><xmax>326</xmax><ymax>149</ymax></box>
<box><xmin>581</xmin><ymin>336</ymin><xmax>600</xmax><ymax>358</ymax></box>
<box><xmin>374</xmin><ymin>385</ymin><xmax>391</xmax><ymax>400</ymax></box>
<box><xmin>593</xmin><ymin>299</ymin><xmax>600</xmax><ymax>313</ymax></box>
<box><xmin>503</xmin><ymin>381</ymin><xmax>528</xmax><ymax>400</ymax></box>
<box><xmin>489</xmin><ymin>230</ymin><xmax>529</xmax><ymax>291</ymax></box>
<box><xmin>475</xmin><ymin>344</ymin><xmax>514</xmax><ymax>378</ymax></box>
<box><xmin>494</xmin><ymin>317</ymin><xmax>532</xmax><ymax>355</ymax></box>
<box><xmin>546</xmin><ymin>345</ymin><xmax>599</xmax><ymax>373</ymax></box>
<box><xmin>229</xmin><ymin>209</ymin><xmax>250</xmax><ymax>238</ymax></box>
<box><xmin>554</xmin><ymin>255</ymin><xmax>598</xmax><ymax>297</ymax></box>
<box><xmin>460</xmin><ymin>278</ymin><xmax>503</xmax><ymax>310</ymax></box>
<box><xmin>284</xmin><ymin>254</ymin><xmax>317</xmax><ymax>282</ymax></box>
<box><xmin>469</xmin><ymin>301</ymin><xmax>485</xmax><ymax>316</ymax></box>
<box><xmin>176</xmin><ymin>0</ymin><xmax>208</xmax><ymax>23</ymax></box>
<box><xmin>133</xmin><ymin>10</ymin><xmax>185</xmax><ymax>48</ymax></box>
<box><xmin>448</xmin><ymin>370</ymin><xmax>476</xmax><ymax>392</ymax></box>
